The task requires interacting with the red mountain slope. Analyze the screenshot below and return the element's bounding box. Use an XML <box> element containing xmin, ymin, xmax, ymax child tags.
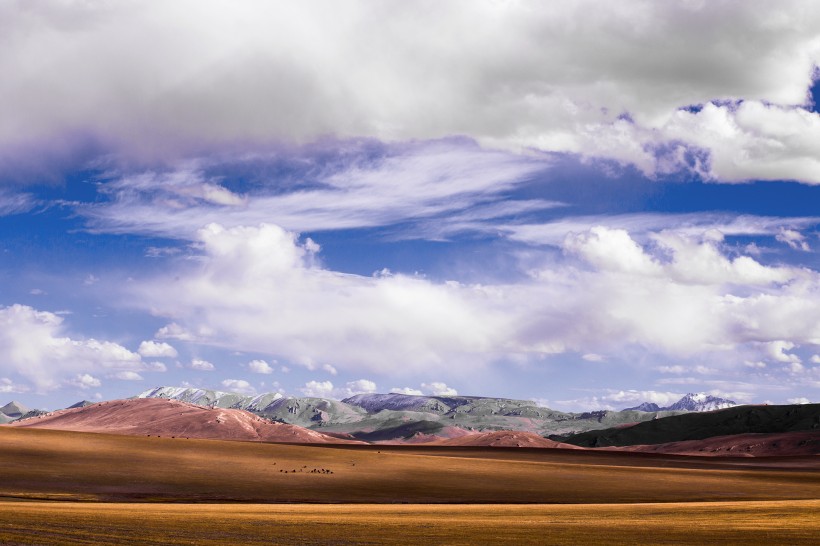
<box><xmin>7</xmin><ymin>398</ymin><xmax>363</xmax><ymax>444</ymax></box>
<box><xmin>429</xmin><ymin>430</ymin><xmax>583</xmax><ymax>449</ymax></box>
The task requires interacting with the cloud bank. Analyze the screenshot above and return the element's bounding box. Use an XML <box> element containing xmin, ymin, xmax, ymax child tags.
<box><xmin>133</xmin><ymin>222</ymin><xmax>819</xmax><ymax>384</ymax></box>
<box><xmin>1</xmin><ymin>1</ymin><xmax>819</xmax><ymax>182</ymax></box>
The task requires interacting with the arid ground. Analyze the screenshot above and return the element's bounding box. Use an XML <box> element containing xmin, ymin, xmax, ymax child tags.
<box><xmin>0</xmin><ymin>426</ymin><xmax>818</xmax><ymax>544</ymax></box>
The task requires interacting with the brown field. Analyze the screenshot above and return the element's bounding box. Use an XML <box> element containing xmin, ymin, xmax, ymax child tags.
<box><xmin>0</xmin><ymin>500</ymin><xmax>818</xmax><ymax>545</ymax></box>
<box><xmin>0</xmin><ymin>426</ymin><xmax>818</xmax><ymax>544</ymax></box>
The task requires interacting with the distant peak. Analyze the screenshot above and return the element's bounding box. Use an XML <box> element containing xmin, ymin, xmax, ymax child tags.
<box><xmin>624</xmin><ymin>392</ymin><xmax>737</xmax><ymax>413</ymax></box>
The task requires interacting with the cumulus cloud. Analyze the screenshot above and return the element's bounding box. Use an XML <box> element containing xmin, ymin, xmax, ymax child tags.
<box><xmin>0</xmin><ymin>304</ymin><xmax>144</xmax><ymax>392</ymax></box>
<box><xmin>765</xmin><ymin>341</ymin><xmax>802</xmax><ymax>364</ymax></box>
<box><xmin>604</xmin><ymin>389</ymin><xmax>684</xmax><ymax>407</ymax></box>
<box><xmin>134</xmin><ymin>223</ymin><xmax>506</xmax><ymax>376</ymax></box>
<box><xmin>137</xmin><ymin>340</ymin><xmax>178</xmax><ymax>358</ymax></box>
<box><xmin>660</xmin><ymin>101</ymin><xmax>820</xmax><ymax>183</ymax></box>
<box><xmin>112</xmin><ymin>371</ymin><xmax>143</xmax><ymax>381</ymax></box>
<box><xmin>68</xmin><ymin>373</ymin><xmax>101</xmax><ymax>390</ymax></box>
<box><xmin>299</xmin><ymin>379</ymin><xmax>377</xmax><ymax>399</ymax></box>
<box><xmin>421</xmin><ymin>382</ymin><xmax>458</xmax><ymax>397</ymax></box>
<box><xmin>812</xmin><ymin>355</ymin><xmax>820</xmax><ymax>364</ymax></box>
<box><xmin>1</xmin><ymin>1</ymin><xmax>819</xmax><ymax>183</ymax></box>
<box><xmin>565</xmin><ymin>227</ymin><xmax>802</xmax><ymax>286</ymax></box>
<box><xmin>221</xmin><ymin>379</ymin><xmax>256</xmax><ymax>395</ymax></box>
<box><xmin>389</xmin><ymin>387</ymin><xmax>424</xmax><ymax>396</ymax></box>
<box><xmin>300</xmin><ymin>380</ymin><xmax>335</xmax><ymax>398</ymax></box>
<box><xmin>126</xmin><ymin>222</ymin><xmax>820</xmax><ymax>384</ymax></box>
<box><xmin>189</xmin><ymin>358</ymin><xmax>215</xmax><ymax>371</ymax></box>
<box><xmin>155</xmin><ymin>322</ymin><xmax>196</xmax><ymax>341</ymax></box>
<box><xmin>787</xmin><ymin>397</ymin><xmax>812</xmax><ymax>404</ymax></box>
<box><xmin>248</xmin><ymin>359</ymin><xmax>273</xmax><ymax>374</ymax></box>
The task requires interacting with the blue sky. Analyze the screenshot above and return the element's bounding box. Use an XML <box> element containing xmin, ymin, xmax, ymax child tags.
<box><xmin>1</xmin><ymin>1</ymin><xmax>819</xmax><ymax>411</ymax></box>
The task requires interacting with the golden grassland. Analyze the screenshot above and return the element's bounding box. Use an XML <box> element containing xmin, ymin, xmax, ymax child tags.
<box><xmin>0</xmin><ymin>500</ymin><xmax>818</xmax><ymax>545</ymax></box>
<box><xmin>0</xmin><ymin>426</ymin><xmax>818</xmax><ymax>544</ymax></box>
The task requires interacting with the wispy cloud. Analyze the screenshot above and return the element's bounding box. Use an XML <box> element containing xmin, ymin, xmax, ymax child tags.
<box><xmin>80</xmin><ymin>140</ymin><xmax>548</xmax><ymax>239</ymax></box>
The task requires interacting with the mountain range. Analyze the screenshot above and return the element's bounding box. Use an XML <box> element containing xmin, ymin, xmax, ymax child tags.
<box><xmin>624</xmin><ymin>393</ymin><xmax>737</xmax><ymax>412</ymax></box>
<box><xmin>137</xmin><ymin>386</ymin><xmax>693</xmax><ymax>438</ymax></box>
<box><xmin>0</xmin><ymin>389</ymin><xmax>744</xmax><ymax>436</ymax></box>
<box><xmin>3</xmin><ymin>387</ymin><xmax>818</xmax><ymax>456</ymax></box>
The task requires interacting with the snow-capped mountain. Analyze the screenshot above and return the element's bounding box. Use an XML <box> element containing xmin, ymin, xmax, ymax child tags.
<box><xmin>625</xmin><ymin>393</ymin><xmax>737</xmax><ymax>412</ymax></box>
<box><xmin>137</xmin><ymin>386</ymin><xmax>283</xmax><ymax>411</ymax></box>
<box><xmin>666</xmin><ymin>392</ymin><xmax>737</xmax><ymax>412</ymax></box>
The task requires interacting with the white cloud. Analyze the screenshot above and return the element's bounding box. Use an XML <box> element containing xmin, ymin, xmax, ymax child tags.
<box><xmin>155</xmin><ymin>322</ymin><xmax>196</xmax><ymax>341</ymax></box>
<box><xmin>581</xmin><ymin>353</ymin><xmax>604</xmax><ymax>362</ymax></box>
<box><xmin>132</xmin><ymin>223</ymin><xmax>505</xmax><ymax>376</ymax></box>
<box><xmin>221</xmin><ymin>379</ymin><xmax>256</xmax><ymax>395</ymax></box>
<box><xmin>322</xmin><ymin>364</ymin><xmax>338</xmax><ymax>376</ymax></box>
<box><xmin>776</xmin><ymin>229</ymin><xmax>811</xmax><ymax>251</ymax></box>
<box><xmin>189</xmin><ymin>358</ymin><xmax>215</xmax><ymax>371</ymax></box>
<box><xmin>564</xmin><ymin>227</ymin><xmax>801</xmax><ymax>286</ymax></box>
<box><xmin>0</xmin><ymin>378</ymin><xmax>28</xmax><ymax>394</ymax></box>
<box><xmin>0</xmin><ymin>189</ymin><xmax>35</xmax><ymax>216</ymax></box>
<box><xmin>660</xmin><ymin>101</ymin><xmax>820</xmax><ymax>183</ymax></box>
<box><xmin>82</xmin><ymin>140</ymin><xmax>545</xmax><ymax>239</ymax></box>
<box><xmin>421</xmin><ymin>382</ymin><xmax>458</xmax><ymax>397</ymax></box>
<box><xmin>389</xmin><ymin>387</ymin><xmax>424</xmax><ymax>396</ymax></box>
<box><xmin>504</xmin><ymin>212</ymin><xmax>820</xmax><ymax>247</ymax></box>
<box><xmin>605</xmin><ymin>390</ymin><xmax>683</xmax><ymax>407</ymax></box>
<box><xmin>299</xmin><ymin>380</ymin><xmax>335</xmax><ymax>399</ymax></box>
<box><xmin>765</xmin><ymin>341</ymin><xmax>802</xmax><ymax>364</ymax></box>
<box><xmin>788</xmin><ymin>362</ymin><xmax>805</xmax><ymax>374</ymax></box>
<box><xmin>299</xmin><ymin>379</ymin><xmax>377</xmax><ymax>399</ymax></box>
<box><xmin>126</xmin><ymin>221</ymin><xmax>820</xmax><ymax>383</ymax></box>
<box><xmin>68</xmin><ymin>373</ymin><xmax>101</xmax><ymax>390</ymax></box>
<box><xmin>248</xmin><ymin>359</ymin><xmax>273</xmax><ymax>374</ymax></box>
<box><xmin>137</xmin><ymin>340</ymin><xmax>178</xmax><ymax>358</ymax></box>
<box><xmin>565</xmin><ymin>227</ymin><xmax>661</xmax><ymax>275</ymax></box>
<box><xmin>812</xmin><ymin>355</ymin><xmax>820</xmax><ymax>364</ymax></box>
<box><xmin>143</xmin><ymin>361</ymin><xmax>168</xmax><ymax>372</ymax></box>
<box><xmin>345</xmin><ymin>379</ymin><xmax>377</xmax><ymax>396</ymax></box>
<box><xmin>0</xmin><ymin>304</ymin><xmax>143</xmax><ymax>392</ymax></box>
<box><xmin>2</xmin><ymin>2</ymin><xmax>819</xmax><ymax>183</ymax></box>
<box><xmin>113</xmin><ymin>371</ymin><xmax>143</xmax><ymax>381</ymax></box>
<box><xmin>787</xmin><ymin>397</ymin><xmax>812</xmax><ymax>404</ymax></box>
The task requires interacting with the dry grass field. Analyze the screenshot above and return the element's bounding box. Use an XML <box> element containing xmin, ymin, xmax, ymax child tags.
<box><xmin>0</xmin><ymin>426</ymin><xmax>818</xmax><ymax>544</ymax></box>
<box><xmin>0</xmin><ymin>500</ymin><xmax>818</xmax><ymax>545</ymax></box>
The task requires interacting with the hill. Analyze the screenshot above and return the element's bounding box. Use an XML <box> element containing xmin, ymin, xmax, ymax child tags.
<box><xmin>560</xmin><ymin>403</ymin><xmax>820</xmax><ymax>448</ymax></box>
<box><xmin>9</xmin><ymin>398</ymin><xmax>362</xmax><ymax>444</ymax></box>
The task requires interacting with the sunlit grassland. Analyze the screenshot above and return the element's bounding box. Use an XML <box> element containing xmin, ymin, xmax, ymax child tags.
<box><xmin>0</xmin><ymin>426</ymin><xmax>817</xmax><ymax>544</ymax></box>
<box><xmin>0</xmin><ymin>501</ymin><xmax>818</xmax><ymax>545</ymax></box>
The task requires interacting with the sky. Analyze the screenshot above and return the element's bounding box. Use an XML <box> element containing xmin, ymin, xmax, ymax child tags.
<box><xmin>1</xmin><ymin>0</ymin><xmax>819</xmax><ymax>411</ymax></box>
